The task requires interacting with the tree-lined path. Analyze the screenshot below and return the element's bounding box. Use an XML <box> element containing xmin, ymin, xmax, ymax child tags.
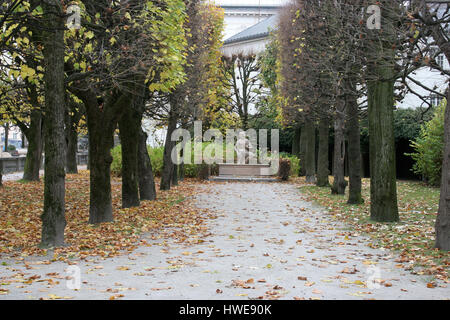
<box><xmin>1</xmin><ymin>182</ymin><xmax>447</xmax><ymax>300</ymax></box>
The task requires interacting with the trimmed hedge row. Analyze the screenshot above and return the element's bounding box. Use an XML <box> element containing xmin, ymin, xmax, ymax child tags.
<box><xmin>111</xmin><ymin>145</ymin><xmax>301</xmax><ymax>179</ymax></box>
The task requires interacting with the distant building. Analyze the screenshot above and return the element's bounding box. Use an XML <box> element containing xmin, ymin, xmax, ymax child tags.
<box><xmin>215</xmin><ymin>0</ymin><xmax>287</xmax><ymax>40</ymax></box>
<box><xmin>0</xmin><ymin>125</ymin><xmax>24</xmax><ymax>151</ymax></box>
<box><xmin>217</xmin><ymin>0</ymin><xmax>449</xmax><ymax>110</ymax></box>
<box><xmin>222</xmin><ymin>14</ymin><xmax>278</xmax><ymax>56</ymax></box>
<box><xmin>397</xmin><ymin>53</ymin><xmax>449</xmax><ymax>109</ymax></box>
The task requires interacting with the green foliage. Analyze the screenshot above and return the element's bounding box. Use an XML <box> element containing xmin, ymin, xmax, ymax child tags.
<box><xmin>249</xmin><ymin>99</ymin><xmax>295</xmax><ymax>152</ymax></box>
<box><xmin>111</xmin><ymin>142</ymin><xmax>228</xmax><ymax>178</ymax></box>
<box><xmin>7</xmin><ymin>144</ymin><xmax>16</xmax><ymax>152</ymax></box>
<box><xmin>110</xmin><ymin>145</ymin><xmax>123</xmax><ymax>177</ymax></box>
<box><xmin>111</xmin><ymin>145</ymin><xmax>165</xmax><ymax>177</ymax></box>
<box><xmin>393</xmin><ymin>108</ymin><xmax>433</xmax><ymax>142</ymax></box>
<box><xmin>148</xmin><ymin>146</ymin><xmax>164</xmax><ymax>176</ymax></box>
<box><xmin>408</xmin><ymin>100</ymin><xmax>446</xmax><ymax>186</ymax></box>
<box><xmin>259</xmin><ymin>37</ymin><xmax>279</xmax><ymax>95</ymax></box>
<box><xmin>279</xmin><ymin>152</ymin><xmax>300</xmax><ymax>176</ymax></box>
<box><xmin>361</xmin><ymin>107</ymin><xmax>433</xmax><ymax>147</ymax></box>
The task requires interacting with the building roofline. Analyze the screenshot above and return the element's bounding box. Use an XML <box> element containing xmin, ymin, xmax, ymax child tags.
<box><xmin>221</xmin><ymin>5</ymin><xmax>282</xmax><ymax>9</ymax></box>
<box><xmin>224</xmin><ymin>32</ymin><xmax>270</xmax><ymax>45</ymax></box>
<box><xmin>223</xmin><ymin>14</ymin><xmax>278</xmax><ymax>45</ymax></box>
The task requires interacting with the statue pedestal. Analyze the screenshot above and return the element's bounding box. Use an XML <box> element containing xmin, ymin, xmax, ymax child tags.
<box><xmin>218</xmin><ymin>163</ymin><xmax>274</xmax><ymax>177</ymax></box>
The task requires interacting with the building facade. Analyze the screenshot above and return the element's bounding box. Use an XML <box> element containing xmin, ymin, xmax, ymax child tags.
<box><xmin>0</xmin><ymin>125</ymin><xmax>24</xmax><ymax>152</ymax></box>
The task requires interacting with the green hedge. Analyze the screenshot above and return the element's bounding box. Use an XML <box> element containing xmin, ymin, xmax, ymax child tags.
<box><xmin>111</xmin><ymin>142</ymin><xmax>288</xmax><ymax>178</ymax></box>
<box><xmin>279</xmin><ymin>152</ymin><xmax>301</xmax><ymax>176</ymax></box>
<box><xmin>408</xmin><ymin>99</ymin><xmax>446</xmax><ymax>186</ymax></box>
<box><xmin>111</xmin><ymin>145</ymin><xmax>165</xmax><ymax>177</ymax></box>
<box><xmin>111</xmin><ymin>142</ymin><xmax>225</xmax><ymax>178</ymax></box>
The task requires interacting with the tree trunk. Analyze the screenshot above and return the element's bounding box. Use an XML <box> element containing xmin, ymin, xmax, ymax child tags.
<box><xmin>66</xmin><ymin>125</ymin><xmax>78</xmax><ymax>174</ymax></box>
<box><xmin>171</xmin><ymin>163</ymin><xmax>178</xmax><ymax>186</ymax></box>
<box><xmin>435</xmin><ymin>88</ymin><xmax>450</xmax><ymax>250</ymax></box>
<box><xmin>23</xmin><ymin>110</ymin><xmax>43</xmax><ymax>181</ymax></box>
<box><xmin>366</xmin><ymin>0</ymin><xmax>399</xmax><ymax>222</ymax></box>
<box><xmin>316</xmin><ymin>116</ymin><xmax>330</xmax><ymax>187</ymax></box>
<box><xmin>138</xmin><ymin>128</ymin><xmax>156</xmax><ymax>201</ymax></box>
<box><xmin>367</xmin><ymin>65</ymin><xmax>399</xmax><ymax>222</ymax></box>
<box><xmin>331</xmin><ymin>104</ymin><xmax>347</xmax><ymax>195</ymax></box>
<box><xmin>305</xmin><ymin>120</ymin><xmax>316</xmax><ymax>183</ymax></box>
<box><xmin>179</xmin><ymin>148</ymin><xmax>185</xmax><ymax>182</ymax></box>
<box><xmin>298</xmin><ymin>125</ymin><xmax>307</xmax><ymax>176</ymax></box>
<box><xmin>118</xmin><ymin>101</ymin><xmax>141</xmax><ymax>208</ymax></box>
<box><xmin>3</xmin><ymin>123</ymin><xmax>9</xmax><ymax>151</ymax></box>
<box><xmin>65</xmin><ymin>102</ymin><xmax>80</xmax><ymax>174</ymax></box>
<box><xmin>87</xmin><ymin>120</ymin><xmax>114</xmax><ymax>223</ymax></box>
<box><xmin>70</xmin><ymin>86</ymin><xmax>129</xmax><ymax>224</ymax></box>
<box><xmin>292</xmin><ymin>126</ymin><xmax>300</xmax><ymax>157</ymax></box>
<box><xmin>40</xmin><ymin>1</ymin><xmax>66</xmax><ymax>247</ymax></box>
<box><xmin>160</xmin><ymin>111</ymin><xmax>178</xmax><ymax>191</ymax></box>
<box><xmin>346</xmin><ymin>91</ymin><xmax>364</xmax><ymax>204</ymax></box>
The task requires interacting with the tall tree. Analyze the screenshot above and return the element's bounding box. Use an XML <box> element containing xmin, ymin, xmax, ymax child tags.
<box><xmin>66</xmin><ymin>0</ymin><xmax>187</xmax><ymax>221</ymax></box>
<box><xmin>316</xmin><ymin>116</ymin><xmax>330</xmax><ymax>187</ymax></box>
<box><xmin>221</xmin><ymin>53</ymin><xmax>259</xmax><ymax>131</ymax></box>
<box><xmin>40</xmin><ymin>0</ymin><xmax>66</xmax><ymax>247</ymax></box>
<box><xmin>366</xmin><ymin>1</ymin><xmax>399</xmax><ymax>222</ymax></box>
<box><xmin>346</xmin><ymin>80</ymin><xmax>364</xmax><ymax>204</ymax></box>
<box><xmin>138</xmin><ymin>128</ymin><xmax>156</xmax><ymax>201</ymax></box>
<box><xmin>436</xmin><ymin>89</ymin><xmax>449</xmax><ymax>250</ymax></box>
<box><xmin>410</xmin><ymin>0</ymin><xmax>450</xmax><ymax>250</ymax></box>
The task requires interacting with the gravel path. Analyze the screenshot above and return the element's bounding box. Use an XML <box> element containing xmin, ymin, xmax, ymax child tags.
<box><xmin>0</xmin><ymin>182</ymin><xmax>448</xmax><ymax>300</ymax></box>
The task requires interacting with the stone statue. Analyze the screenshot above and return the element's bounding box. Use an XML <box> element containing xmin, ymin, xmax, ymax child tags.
<box><xmin>235</xmin><ymin>132</ymin><xmax>255</xmax><ymax>164</ymax></box>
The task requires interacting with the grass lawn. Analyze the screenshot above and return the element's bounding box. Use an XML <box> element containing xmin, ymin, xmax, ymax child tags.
<box><xmin>294</xmin><ymin>177</ymin><xmax>449</xmax><ymax>283</ymax></box>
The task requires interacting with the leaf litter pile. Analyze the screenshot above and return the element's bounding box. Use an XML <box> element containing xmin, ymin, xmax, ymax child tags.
<box><xmin>294</xmin><ymin>177</ymin><xmax>449</xmax><ymax>284</ymax></box>
<box><xmin>0</xmin><ymin>171</ymin><xmax>212</xmax><ymax>261</ymax></box>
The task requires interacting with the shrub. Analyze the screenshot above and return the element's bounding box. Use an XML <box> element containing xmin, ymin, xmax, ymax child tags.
<box><xmin>149</xmin><ymin>146</ymin><xmax>164</xmax><ymax>176</ymax></box>
<box><xmin>408</xmin><ymin>99</ymin><xmax>446</xmax><ymax>186</ymax></box>
<box><xmin>279</xmin><ymin>152</ymin><xmax>300</xmax><ymax>176</ymax></box>
<box><xmin>110</xmin><ymin>145</ymin><xmax>164</xmax><ymax>177</ymax></box>
<box><xmin>110</xmin><ymin>141</ymin><xmax>288</xmax><ymax>179</ymax></box>
<box><xmin>110</xmin><ymin>145</ymin><xmax>122</xmax><ymax>177</ymax></box>
<box><xmin>278</xmin><ymin>158</ymin><xmax>291</xmax><ymax>181</ymax></box>
<box><xmin>197</xmin><ymin>162</ymin><xmax>211</xmax><ymax>180</ymax></box>
<box><xmin>7</xmin><ymin>145</ymin><xmax>16</xmax><ymax>152</ymax></box>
